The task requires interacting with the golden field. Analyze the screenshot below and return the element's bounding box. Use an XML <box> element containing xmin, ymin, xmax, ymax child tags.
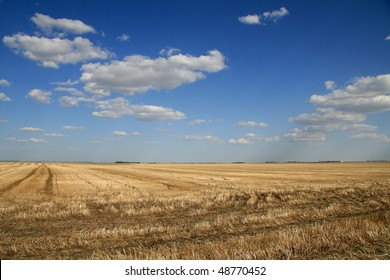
<box><xmin>0</xmin><ymin>161</ymin><xmax>389</xmax><ymax>259</ymax></box>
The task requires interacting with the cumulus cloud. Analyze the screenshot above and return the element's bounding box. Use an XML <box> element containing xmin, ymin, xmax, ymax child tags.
<box><xmin>0</xmin><ymin>79</ymin><xmax>10</xmax><ymax>87</ymax></box>
<box><xmin>51</xmin><ymin>79</ymin><xmax>79</xmax><ymax>86</ymax></box>
<box><xmin>19</xmin><ymin>127</ymin><xmax>44</xmax><ymax>132</ymax></box>
<box><xmin>29</xmin><ymin>138</ymin><xmax>47</xmax><ymax>143</ymax></box>
<box><xmin>62</xmin><ymin>125</ymin><xmax>84</xmax><ymax>130</ymax></box>
<box><xmin>325</xmin><ymin>80</ymin><xmax>336</xmax><ymax>90</ymax></box>
<box><xmin>239</xmin><ymin>7</ymin><xmax>289</xmax><ymax>25</ymax></box>
<box><xmin>3</xmin><ymin>34</ymin><xmax>111</xmax><ymax>68</ymax></box>
<box><xmin>238</xmin><ymin>14</ymin><xmax>261</xmax><ymax>25</ymax></box>
<box><xmin>310</xmin><ymin>74</ymin><xmax>390</xmax><ymax>113</ymax></box>
<box><xmin>283</xmin><ymin>128</ymin><xmax>326</xmax><ymax>143</ymax></box>
<box><xmin>131</xmin><ymin>132</ymin><xmax>143</xmax><ymax>136</ymax></box>
<box><xmin>288</xmin><ymin>74</ymin><xmax>390</xmax><ymax>143</ymax></box>
<box><xmin>340</xmin><ymin>123</ymin><xmax>378</xmax><ymax>132</ymax></box>
<box><xmin>262</xmin><ymin>7</ymin><xmax>289</xmax><ymax>22</ymax></box>
<box><xmin>237</xmin><ymin>121</ymin><xmax>268</xmax><ymax>128</ymax></box>
<box><xmin>117</xmin><ymin>34</ymin><xmax>130</xmax><ymax>42</ymax></box>
<box><xmin>59</xmin><ymin>96</ymin><xmax>96</xmax><ymax>107</ymax></box>
<box><xmin>54</xmin><ymin>87</ymin><xmax>84</xmax><ymax>96</ymax></box>
<box><xmin>27</xmin><ymin>89</ymin><xmax>52</xmax><ymax>104</ymax></box>
<box><xmin>44</xmin><ymin>133</ymin><xmax>67</xmax><ymax>137</ymax></box>
<box><xmin>93</xmin><ymin>97</ymin><xmax>186</xmax><ymax>121</ymax></box>
<box><xmin>112</xmin><ymin>130</ymin><xmax>127</xmax><ymax>136</ymax></box>
<box><xmin>228</xmin><ymin>133</ymin><xmax>280</xmax><ymax>145</ymax></box>
<box><xmin>180</xmin><ymin>134</ymin><xmax>224</xmax><ymax>144</ymax></box>
<box><xmin>80</xmin><ymin>50</ymin><xmax>226</xmax><ymax>96</ymax></box>
<box><xmin>0</xmin><ymin>92</ymin><xmax>11</xmax><ymax>102</ymax></box>
<box><xmin>31</xmin><ymin>13</ymin><xmax>96</xmax><ymax>35</ymax></box>
<box><xmin>289</xmin><ymin>108</ymin><xmax>365</xmax><ymax>126</ymax></box>
<box><xmin>159</xmin><ymin>47</ymin><xmax>181</xmax><ymax>56</ymax></box>
<box><xmin>6</xmin><ymin>137</ymin><xmax>47</xmax><ymax>143</ymax></box>
<box><xmin>228</xmin><ymin>138</ymin><xmax>253</xmax><ymax>145</ymax></box>
<box><xmin>245</xmin><ymin>133</ymin><xmax>280</xmax><ymax>142</ymax></box>
<box><xmin>349</xmin><ymin>133</ymin><xmax>390</xmax><ymax>142</ymax></box>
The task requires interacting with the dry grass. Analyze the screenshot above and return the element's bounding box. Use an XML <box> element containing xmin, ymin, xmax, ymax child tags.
<box><xmin>0</xmin><ymin>162</ymin><xmax>389</xmax><ymax>259</ymax></box>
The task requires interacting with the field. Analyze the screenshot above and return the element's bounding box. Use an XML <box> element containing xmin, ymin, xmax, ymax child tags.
<box><xmin>0</xmin><ymin>161</ymin><xmax>389</xmax><ymax>260</ymax></box>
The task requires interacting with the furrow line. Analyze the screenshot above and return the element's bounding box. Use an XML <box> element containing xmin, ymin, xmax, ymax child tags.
<box><xmin>0</xmin><ymin>165</ymin><xmax>42</xmax><ymax>194</ymax></box>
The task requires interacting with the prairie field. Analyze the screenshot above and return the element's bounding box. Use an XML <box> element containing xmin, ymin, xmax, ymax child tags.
<box><xmin>0</xmin><ymin>161</ymin><xmax>389</xmax><ymax>260</ymax></box>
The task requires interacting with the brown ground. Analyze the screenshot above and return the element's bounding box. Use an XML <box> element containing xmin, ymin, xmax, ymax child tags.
<box><xmin>0</xmin><ymin>162</ymin><xmax>389</xmax><ymax>259</ymax></box>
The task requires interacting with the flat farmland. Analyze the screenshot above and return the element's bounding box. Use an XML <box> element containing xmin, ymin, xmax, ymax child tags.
<box><xmin>0</xmin><ymin>162</ymin><xmax>389</xmax><ymax>259</ymax></box>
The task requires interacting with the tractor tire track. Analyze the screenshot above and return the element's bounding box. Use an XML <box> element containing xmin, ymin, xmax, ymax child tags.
<box><xmin>44</xmin><ymin>167</ymin><xmax>57</xmax><ymax>195</ymax></box>
<box><xmin>0</xmin><ymin>165</ymin><xmax>41</xmax><ymax>194</ymax></box>
<box><xmin>115</xmin><ymin>207</ymin><xmax>390</xmax><ymax>251</ymax></box>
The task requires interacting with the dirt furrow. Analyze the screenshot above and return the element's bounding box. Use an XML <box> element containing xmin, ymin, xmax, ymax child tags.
<box><xmin>112</xmin><ymin>207</ymin><xmax>390</xmax><ymax>251</ymax></box>
<box><xmin>44</xmin><ymin>167</ymin><xmax>56</xmax><ymax>194</ymax></box>
<box><xmin>0</xmin><ymin>165</ymin><xmax>41</xmax><ymax>194</ymax></box>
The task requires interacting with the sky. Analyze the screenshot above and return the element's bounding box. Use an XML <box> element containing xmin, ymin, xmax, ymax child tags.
<box><xmin>0</xmin><ymin>0</ymin><xmax>390</xmax><ymax>162</ymax></box>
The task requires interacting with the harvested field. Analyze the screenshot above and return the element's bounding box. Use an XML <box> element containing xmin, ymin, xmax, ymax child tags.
<box><xmin>0</xmin><ymin>162</ymin><xmax>389</xmax><ymax>259</ymax></box>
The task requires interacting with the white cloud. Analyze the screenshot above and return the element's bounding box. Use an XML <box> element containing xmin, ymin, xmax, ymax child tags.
<box><xmin>159</xmin><ymin>47</ymin><xmax>181</xmax><ymax>56</ymax></box>
<box><xmin>62</xmin><ymin>125</ymin><xmax>84</xmax><ymax>130</ymax></box>
<box><xmin>237</xmin><ymin>121</ymin><xmax>268</xmax><ymax>128</ymax></box>
<box><xmin>349</xmin><ymin>133</ymin><xmax>390</xmax><ymax>142</ymax></box>
<box><xmin>29</xmin><ymin>138</ymin><xmax>47</xmax><ymax>143</ymax></box>
<box><xmin>310</xmin><ymin>74</ymin><xmax>390</xmax><ymax>113</ymax></box>
<box><xmin>238</xmin><ymin>14</ymin><xmax>261</xmax><ymax>25</ymax></box>
<box><xmin>0</xmin><ymin>92</ymin><xmax>11</xmax><ymax>102</ymax></box>
<box><xmin>228</xmin><ymin>133</ymin><xmax>280</xmax><ymax>145</ymax></box>
<box><xmin>19</xmin><ymin>127</ymin><xmax>44</xmax><ymax>132</ymax></box>
<box><xmin>3</xmin><ymin>34</ymin><xmax>111</xmax><ymax>68</ymax></box>
<box><xmin>54</xmin><ymin>87</ymin><xmax>84</xmax><ymax>96</ymax></box>
<box><xmin>228</xmin><ymin>138</ymin><xmax>253</xmax><ymax>145</ymax></box>
<box><xmin>340</xmin><ymin>123</ymin><xmax>378</xmax><ymax>132</ymax></box>
<box><xmin>92</xmin><ymin>98</ymin><xmax>131</xmax><ymax>118</ymax></box>
<box><xmin>0</xmin><ymin>79</ymin><xmax>10</xmax><ymax>87</ymax></box>
<box><xmin>131</xmin><ymin>132</ymin><xmax>143</xmax><ymax>136</ymax></box>
<box><xmin>283</xmin><ymin>128</ymin><xmax>326</xmax><ymax>143</ymax></box>
<box><xmin>27</xmin><ymin>89</ymin><xmax>52</xmax><ymax>104</ymax></box>
<box><xmin>117</xmin><ymin>34</ymin><xmax>130</xmax><ymax>42</ymax></box>
<box><xmin>129</xmin><ymin>105</ymin><xmax>186</xmax><ymax>121</ymax></box>
<box><xmin>0</xmin><ymin>119</ymin><xmax>9</xmax><ymax>123</ymax></box>
<box><xmin>263</xmin><ymin>7</ymin><xmax>289</xmax><ymax>22</ymax></box>
<box><xmin>180</xmin><ymin>134</ymin><xmax>224</xmax><ymax>144</ymax></box>
<box><xmin>51</xmin><ymin>79</ymin><xmax>79</xmax><ymax>86</ymax></box>
<box><xmin>59</xmin><ymin>96</ymin><xmax>95</xmax><ymax>107</ymax></box>
<box><xmin>6</xmin><ymin>137</ymin><xmax>28</xmax><ymax>143</ymax></box>
<box><xmin>239</xmin><ymin>7</ymin><xmax>289</xmax><ymax>25</ymax></box>
<box><xmin>81</xmin><ymin>50</ymin><xmax>226</xmax><ymax>96</ymax></box>
<box><xmin>31</xmin><ymin>13</ymin><xmax>96</xmax><ymax>35</ymax></box>
<box><xmin>92</xmin><ymin>97</ymin><xmax>186</xmax><ymax>121</ymax></box>
<box><xmin>288</xmin><ymin>74</ymin><xmax>390</xmax><ymax>143</ymax></box>
<box><xmin>245</xmin><ymin>133</ymin><xmax>280</xmax><ymax>142</ymax></box>
<box><xmin>44</xmin><ymin>133</ymin><xmax>67</xmax><ymax>137</ymax></box>
<box><xmin>6</xmin><ymin>137</ymin><xmax>47</xmax><ymax>143</ymax></box>
<box><xmin>325</xmin><ymin>80</ymin><xmax>336</xmax><ymax>90</ymax></box>
<box><xmin>289</xmin><ymin>108</ymin><xmax>365</xmax><ymax>126</ymax></box>
<box><xmin>187</xmin><ymin>119</ymin><xmax>207</xmax><ymax>125</ymax></box>
<box><xmin>385</xmin><ymin>35</ymin><xmax>390</xmax><ymax>40</ymax></box>
<box><xmin>112</xmin><ymin>130</ymin><xmax>127</xmax><ymax>136</ymax></box>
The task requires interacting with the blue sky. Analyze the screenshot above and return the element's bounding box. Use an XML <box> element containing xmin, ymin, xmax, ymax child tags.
<box><xmin>0</xmin><ymin>0</ymin><xmax>390</xmax><ymax>162</ymax></box>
